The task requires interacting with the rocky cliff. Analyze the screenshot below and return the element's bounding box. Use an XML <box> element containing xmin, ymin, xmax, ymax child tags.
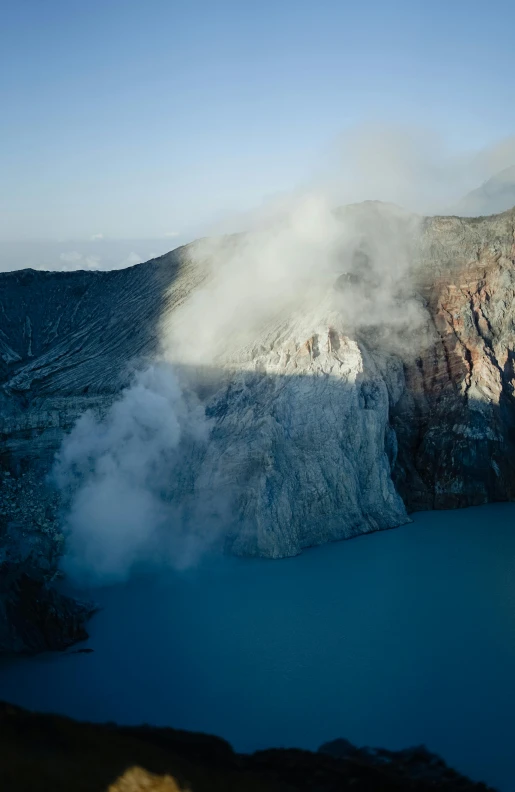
<box><xmin>1</xmin><ymin>206</ymin><xmax>515</xmax><ymax>650</ymax></box>
<box><xmin>393</xmin><ymin>211</ymin><xmax>515</xmax><ymax>510</ymax></box>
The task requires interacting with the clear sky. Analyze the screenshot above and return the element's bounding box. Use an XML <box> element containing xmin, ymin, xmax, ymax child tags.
<box><xmin>2</xmin><ymin>0</ymin><xmax>515</xmax><ymax>243</ymax></box>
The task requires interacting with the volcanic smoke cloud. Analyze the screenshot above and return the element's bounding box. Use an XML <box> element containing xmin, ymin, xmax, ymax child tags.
<box><xmin>53</xmin><ymin>365</ymin><xmax>209</xmax><ymax>584</ymax></box>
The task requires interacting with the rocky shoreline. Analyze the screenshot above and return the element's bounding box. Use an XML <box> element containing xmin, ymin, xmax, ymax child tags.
<box><xmin>0</xmin><ymin>470</ymin><xmax>95</xmax><ymax>653</ymax></box>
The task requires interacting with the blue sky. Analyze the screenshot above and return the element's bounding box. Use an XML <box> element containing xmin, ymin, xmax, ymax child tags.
<box><xmin>2</xmin><ymin>0</ymin><xmax>515</xmax><ymax>242</ymax></box>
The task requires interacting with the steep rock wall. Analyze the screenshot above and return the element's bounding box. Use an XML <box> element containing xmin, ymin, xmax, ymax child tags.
<box><xmin>393</xmin><ymin>212</ymin><xmax>515</xmax><ymax>509</ymax></box>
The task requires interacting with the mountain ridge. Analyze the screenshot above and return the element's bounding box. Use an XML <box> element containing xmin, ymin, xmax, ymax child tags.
<box><xmin>449</xmin><ymin>165</ymin><xmax>515</xmax><ymax>217</ymax></box>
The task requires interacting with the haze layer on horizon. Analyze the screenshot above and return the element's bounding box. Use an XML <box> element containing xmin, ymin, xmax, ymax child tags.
<box><xmin>2</xmin><ymin>0</ymin><xmax>515</xmax><ymax>269</ymax></box>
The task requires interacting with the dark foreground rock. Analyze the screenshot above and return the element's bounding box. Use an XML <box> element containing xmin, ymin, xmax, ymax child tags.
<box><xmin>0</xmin><ymin>571</ymin><xmax>95</xmax><ymax>654</ymax></box>
<box><xmin>0</xmin><ymin>701</ymin><xmax>495</xmax><ymax>792</ymax></box>
<box><xmin>0</xmin><ymin>469</ymin><xmax>95</xmax><ymax>652</ymax></box>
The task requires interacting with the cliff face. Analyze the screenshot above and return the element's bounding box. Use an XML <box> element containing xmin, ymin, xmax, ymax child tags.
<box><xmin>1</xmin><ymin>208</ymin><xmax>515</xmax><ymax>650</ymax></box>
<box><xmin>393</xmin><ymin>212</ymin><xmax>515</xmax><ymax>510</ymax></box>
<box><xmin>195</xmin><ymin>330</ymin><xmax>409</xmax><ymax>558</ymax></box>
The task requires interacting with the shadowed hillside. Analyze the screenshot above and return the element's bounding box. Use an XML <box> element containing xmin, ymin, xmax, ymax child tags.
<box><xmin>0</xmin><ymin>702</ymin><xmax>495</xmax><ymax>792</ymax></box>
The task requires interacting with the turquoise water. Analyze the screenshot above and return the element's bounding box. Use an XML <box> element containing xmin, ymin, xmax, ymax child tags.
<box><xmin>2</xmin><ymin>503</ymin><xmax>515</xmax><ymax>790</ymax></box>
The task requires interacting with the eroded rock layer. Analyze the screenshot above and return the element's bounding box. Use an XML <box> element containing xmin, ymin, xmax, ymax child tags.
<box><xmin>394</xmin><ymin>212</ymin><xmax>515</xmax><ymax>509</ymax></box>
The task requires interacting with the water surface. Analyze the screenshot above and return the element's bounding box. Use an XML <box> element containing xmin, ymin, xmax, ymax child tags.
<box><xmin>2</xmin><ymin>503</ymin><xmax>515</xmax><ymax>791</ymax></box>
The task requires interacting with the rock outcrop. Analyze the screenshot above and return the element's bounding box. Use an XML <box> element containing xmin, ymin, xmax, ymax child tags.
<box><xmin>1</xmin><ymin>206</ymin><xmax>515</xmax><ymax>650</ymax></box>
<box><xmin>393</xmin><ymin>212</ymin><xmax>515</xmax><ymax>509</ymax></box>
<box><xmin>194</xmin><ymin>328</ymin><xmax>408</xmax><ymax>558</ymax></box>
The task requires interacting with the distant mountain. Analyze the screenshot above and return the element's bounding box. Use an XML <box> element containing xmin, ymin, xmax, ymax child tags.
<box><xmin>0</xmin><ymin>236</ymin><xmax>185</xmax><ymax>273</ymax></box>
<box><xmin>451</xmin><ymin>165</ymin><xmax>515</xmax><ymax>216</ymax></box>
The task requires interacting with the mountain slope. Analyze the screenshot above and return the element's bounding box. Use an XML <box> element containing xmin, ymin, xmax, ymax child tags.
<box><xmin>451</xmin><ymin>165</ymin><xmax>515</xmax><ymax>216</ymax></box>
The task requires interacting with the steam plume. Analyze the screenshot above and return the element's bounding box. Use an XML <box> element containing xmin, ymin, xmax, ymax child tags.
<box><xmin>53</xmin><ymin>365</ymin><xmax>209</xmax><ymax>584</ymax></box>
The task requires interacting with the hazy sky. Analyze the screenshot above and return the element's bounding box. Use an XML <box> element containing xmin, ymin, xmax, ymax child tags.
<box><xmin>2</xmin><ymin>0</ymin><xmax>515</xmax><ymax>244</ymax></box>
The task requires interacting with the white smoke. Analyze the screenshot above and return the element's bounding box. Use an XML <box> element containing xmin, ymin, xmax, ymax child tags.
<box><xmin>53</xmin><ymin>365</ymin><xmax>211</xmax><ymax>584</ymax></box>
<box><xmin>164</xmin><ymin>192</ymin><xmax>342</xmax><ymax>364</ymax></box>
<box><xmin>163</xmin><ymin>194</ymin><xmax>426</xmax><ymax>367</ymax></box>
<box><xmin>320</xmin><ymin>125</ymin><xmax>515</xmax><ymax>216</ymax></box>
